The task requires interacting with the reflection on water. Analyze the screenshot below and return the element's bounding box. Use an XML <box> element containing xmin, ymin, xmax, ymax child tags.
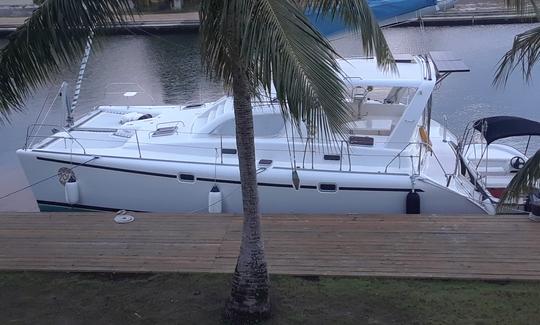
<box><xmin>144</xmin><ymin>33</ymin><xmax>223</xmax><ymax>104</ymax></box>
<box><xmin>0</xmin><ymin>25</ymin><xmax>539</xmax><ymax>211</ymax></box>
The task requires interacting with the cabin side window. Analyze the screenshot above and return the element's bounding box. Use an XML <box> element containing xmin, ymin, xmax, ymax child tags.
<box><xmin>211</xmin><ymin>114</ymin><xmax>285</xmax><ymax>137</ymax></box>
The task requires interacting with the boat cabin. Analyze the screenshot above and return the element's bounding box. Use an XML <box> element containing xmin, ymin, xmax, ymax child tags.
<box><xmin>25</xmin><ymin>53</ymin><xmax>469</xmax><ymax>175</ymax></box>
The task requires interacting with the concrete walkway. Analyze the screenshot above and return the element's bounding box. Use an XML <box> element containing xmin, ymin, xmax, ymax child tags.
<box><xmin>1</xmin><ymin>212</ymin><xmax>539</xmax><ymax>280</ymax></box>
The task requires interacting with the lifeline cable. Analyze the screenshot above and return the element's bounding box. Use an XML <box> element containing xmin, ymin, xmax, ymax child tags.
<box><xmin>0</xmin><ymin>157</ymin><xmax>99</xmax><ymax>201</ymax></box>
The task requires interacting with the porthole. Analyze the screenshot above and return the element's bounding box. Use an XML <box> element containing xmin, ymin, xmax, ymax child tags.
<box><xmin>178</xmin><ymin>173</ymin><xmax>195</xmax><ymax>183</ymax></box>
<box><xmin>319</xmin><ymin>183</ymin><xmax>337</xmax><ymax>193</ymax></box>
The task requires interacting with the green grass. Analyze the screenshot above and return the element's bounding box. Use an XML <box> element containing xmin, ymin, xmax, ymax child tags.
<box><xmin>0</xmin><ymin>272</ymin><xmax>539</xmax><ymax>324</ymax></box>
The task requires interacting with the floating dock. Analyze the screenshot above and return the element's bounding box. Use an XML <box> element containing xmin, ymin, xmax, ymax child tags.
<box><xmin>1</xmin><ymin>212</ymin><xmax>539</xmax><ymax>280</ymax></box>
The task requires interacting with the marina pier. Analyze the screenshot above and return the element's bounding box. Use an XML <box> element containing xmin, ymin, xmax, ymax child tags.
<box><xmin>1</xmin><ymin>212</ymin><xmax>539</xmax><ymax>281</ymax></box>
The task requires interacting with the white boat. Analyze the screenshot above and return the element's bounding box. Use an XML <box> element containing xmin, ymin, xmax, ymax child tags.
<box><xmin>459</xmin><ymin>116</ymin><xmax>540</xmax><ymax>200</ymax></box>
<box><xmin>16</xmin><ymin>52</ymin><xmax>536</xmax><ymax>214</ymax></box>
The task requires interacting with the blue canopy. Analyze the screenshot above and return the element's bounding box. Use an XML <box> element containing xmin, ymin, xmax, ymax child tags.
<box><xmin>371</xmin><ymin>0</ymin><xmax>436</xmax><ymax>20</ymax></box>
<box><xmin>307</xmin><ymin>0</ymin><xmax>438</xmax><ymax>36</ymax></box>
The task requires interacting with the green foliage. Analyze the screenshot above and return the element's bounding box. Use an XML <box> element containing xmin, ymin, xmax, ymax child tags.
<box><xmin>499</xmin><ymin>150</ymin><xmax>540</xmax><ymax>208</ymax></box>
<box><xmin>494</xmin><ymin>25</ymin><xmax>540</xmax><ymax>85</ymax></box>
<box><xmin>495</xmin><ymin>1</ymin><xmax>540</xmax><ymax>207</ymax></box>
<box><xmin>0</xmin><ymin>0</ymin><xmax>133</xmax><ymax>123</ymax></box>
<box><xmin>494</xmin><ymin>0</ymin><xmax>540</xmax><ymax>85</ymax></box>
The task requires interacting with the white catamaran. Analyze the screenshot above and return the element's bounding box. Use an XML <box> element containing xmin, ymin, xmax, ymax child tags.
<box><xmin>17</xmin><ymin>52</ymin><xmax>538</xmax><ymax>214</ymax></box>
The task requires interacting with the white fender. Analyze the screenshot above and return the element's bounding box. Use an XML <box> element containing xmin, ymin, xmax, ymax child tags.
<box><xmin>208</xmin><ymin>185</ymin><xmax>222</xmax><ymax>214</ymax></box>
<box><xmin>65</xmin><ymin>181</ymin><xmax>80</xmax><ymax>204</ymax></box>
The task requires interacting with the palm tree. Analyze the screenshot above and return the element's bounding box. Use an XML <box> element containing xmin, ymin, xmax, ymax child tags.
<box><xmin>0</xmin><ymin>0</ymin><xmax>392</xmax><ymax>321</ymax></box>
<box><xmin>494</xmin><ymin>0</ymin><xmax>540</xmax><ymax>206</ymax></box>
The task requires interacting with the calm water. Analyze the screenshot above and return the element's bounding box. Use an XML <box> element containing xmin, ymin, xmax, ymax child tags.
<box><xmin>0</xmin><ymin>24</ymin><xmax>539</xmax><ymax>211</ymax></box>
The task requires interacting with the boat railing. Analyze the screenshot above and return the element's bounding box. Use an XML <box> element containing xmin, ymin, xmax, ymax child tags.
<box><xmin>25</xmin><ymin>125</ymin><xmax>456</xmax><ymax>179</ymax></box>
<box><xmin>385</xmin><ymin>141</ymin><xmax>452</xmax><ymax>184</ymax></box>
<box><xmin>24</xmin><ymin>124</ymin><xmax>87</xmax><ymax>155</ymax></box>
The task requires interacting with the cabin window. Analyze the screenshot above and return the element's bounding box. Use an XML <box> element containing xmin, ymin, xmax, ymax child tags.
<box><xmin>324</xmin><ymin>155</ymin><xmax>341</xmax><ymax>161</ymax></box>
<box><xmin>177</xmin><ymin>173</ymin><xmax>195</xmax><ymax>183</ymax></box>
<box><xmin>211</xmin><ymin>114</ymin><xmax>285</xmax><ymax>137</ymax></box>
<box><xmin>319</xmin><ymin>183</ymin><xmax>337</xmax><ymax>193</ymax></box>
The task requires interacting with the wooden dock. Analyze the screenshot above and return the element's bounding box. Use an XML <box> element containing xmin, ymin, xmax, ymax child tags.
<box><xmin>0</xmin><ymin>12</ymin><xmax>200</xmax><ymax>36</ymax></box>
<box><xmin>1</xmin><ymin>213</ymin><xmax>539</xmax><ymax>280</ymax></box>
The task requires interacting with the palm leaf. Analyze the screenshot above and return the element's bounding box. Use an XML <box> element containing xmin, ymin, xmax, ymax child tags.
<box><xmin>494</xmin><ymin>0</ymin><xmax>540</xmax><ymax>211</ymax></box>
<box><xmin>0</xmin><ymin>0</ymin><xmax>133</xmax><ymax>123</ymax></box>
<box><xmin>493</xmin><ymin>25</ymin><xmax>540</xmax><ymax>85</ymax></box>
<box><xmin>301</xmin><ymin>0</ymin><xmax>395</xmax><ymax>69</ymax></box>
<box><xmin>494</xmin><ymin>0</ymin><xmax>540</xmax><ymax>85</ymax></box>
<box><xmin>498</xmin><ymin>150</ymin><xmax>540</xmax><ymax>208</ymax></box>
<box><xmin>242</xmin><ymin>0</ymin><xmax>352</xmax><ymax>140</ymax></box>
<box><xmin>202</xmin><ymin>0</ymin><xmax>394</xmax><ymax>141</ymax></box>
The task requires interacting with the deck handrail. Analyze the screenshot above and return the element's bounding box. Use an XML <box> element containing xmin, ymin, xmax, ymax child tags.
<box><xmin>384</xmin><ymin>141</ymin><xmax>451</xmax><ymax>183</ymax></box>
<box><xmin>25</xmin><ymin>124</ymin><xmax>87</xmax><ymax>155</ymax></box>
<box><xmin>24</xmin><ymin>124</ymin><xmax>458</xmax><ymax>178</ymax></box>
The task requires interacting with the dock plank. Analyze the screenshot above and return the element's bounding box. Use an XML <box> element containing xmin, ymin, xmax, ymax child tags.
<box><xmin>0</xmin><ymin>213</ymin><xmax>539</xmax><ymax>280</ymax></box>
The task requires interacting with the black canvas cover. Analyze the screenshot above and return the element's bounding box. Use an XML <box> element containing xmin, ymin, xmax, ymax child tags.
<box><xmin>473</xmin><ymin>116</ymin><xmax>540</xmax><ymax>144</ymax></box>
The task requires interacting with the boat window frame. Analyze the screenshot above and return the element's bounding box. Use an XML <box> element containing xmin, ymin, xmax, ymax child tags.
<box><xmin>209</xmin><ymin>113</ymin><xmax>286</xmax><ymax>138</ymax></box>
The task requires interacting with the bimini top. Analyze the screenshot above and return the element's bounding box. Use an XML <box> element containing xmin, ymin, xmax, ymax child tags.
<box><xmin>473</xmin><ymin>116</ymin><xmax>540</xmax><ymax>144</ymax></box>
<box><xmin>339</xmin><ymin>56</ymin><xmax>427</xmax><ymax>85</ymax></box>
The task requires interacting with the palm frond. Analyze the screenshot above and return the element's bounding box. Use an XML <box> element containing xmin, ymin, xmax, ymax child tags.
<box><xmin>242</xmin><ymin>0</ymin><xmax>353</xmax><ymax>140</ymax></box>
<box><xmin>200</xmin><ymin>0</ymin><xmax>234</xmax><ymax>85</ymax></box>
<box><xmin>494</xmin><ymin>0</ymin><xmax>540</xmax><ymax>85</ymax></box>
<box><xmin>0</xmin><ymin>0</ymin><xmax>133</xmax><ymax>123</ymax></box>
<box><xmin>498</xmin><ymin>150</ymin><xmax>540</xmax><ymax>208</ymax></box>
<box><xmin>300</xmin><ymin>0</ymin><xmax>395</xmax><ymax>70</ymax></box>
<box><xmin>493</xmin><ymin>25</ymin><xmax>540</xmax><ymax>86</ymax></box>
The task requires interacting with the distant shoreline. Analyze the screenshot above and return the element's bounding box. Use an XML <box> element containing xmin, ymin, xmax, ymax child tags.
<box><xmin>0</xmin><ymin>10</ymin><xmax>537</xmax><ymax>38</ymax></box>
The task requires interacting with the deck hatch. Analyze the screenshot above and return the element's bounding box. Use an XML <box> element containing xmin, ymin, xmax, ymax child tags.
<box><xmin>152</xmin><ymin>126</ymin><xmax>178</xmax><ymax>137</ymax></box>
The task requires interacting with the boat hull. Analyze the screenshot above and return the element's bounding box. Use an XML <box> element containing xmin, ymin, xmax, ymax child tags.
<box><xmin>17</xmin><ymin>150</ymin><xmax>490</xmax><ymax>214</ymax></box>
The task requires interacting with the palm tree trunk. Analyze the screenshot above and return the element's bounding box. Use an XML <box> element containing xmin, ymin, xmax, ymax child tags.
<box><xmin>223</xmin><ymin>54</ymin><xmax>271</xmax><ymax>322</ymax></box>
